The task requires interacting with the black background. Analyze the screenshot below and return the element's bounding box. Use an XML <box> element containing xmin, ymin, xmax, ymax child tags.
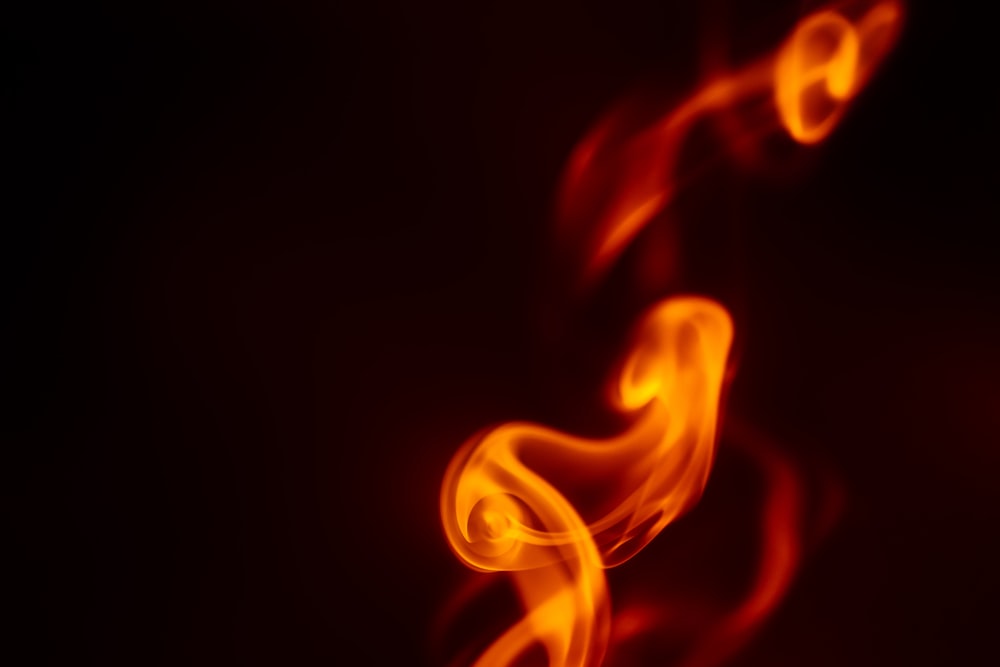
<box><xmin>6</xmin><ymin>0</ymin><xmax>998</xmax><ymax>665</ymax></box>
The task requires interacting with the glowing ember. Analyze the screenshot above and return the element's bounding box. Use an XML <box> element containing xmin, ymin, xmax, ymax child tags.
<box><xmin>439</xmin><ymin>2</ymin><xmax>903</xmax><ymax>666</ymax></box>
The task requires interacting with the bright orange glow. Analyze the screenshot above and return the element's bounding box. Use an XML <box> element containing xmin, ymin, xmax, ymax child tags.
<box><xmin>774</xmin><ymin>1</ymin><xmax>904</xmax><ymax>143</ymax></box>
<box><xmin>441</xmin><ymin>297</ymin><xmax>733</xmax><ymax>666</ymax></box>
<box><xmin>440</xmin><ymin>2</ymin><xmax>902</xmax><ymax>666</ymax></box>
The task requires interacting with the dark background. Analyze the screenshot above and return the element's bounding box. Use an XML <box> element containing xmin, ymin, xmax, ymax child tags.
<box><xmin>6</xmin><ymin>0</ymin><xmax>997</xmax><ymax>665</ymax></box>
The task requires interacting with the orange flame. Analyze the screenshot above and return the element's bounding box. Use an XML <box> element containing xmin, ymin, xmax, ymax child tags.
<box><xmin>441</xmin><ymin>297</ymin><xmax>733</xmax><ymax>666</ymax></box>
<box><xmin>775</xmin><ymin>1</ymin><xmax>904</xmax><ymax>144</ymax></box>
<box><xmin>440</xmin><ymin>2</ymin><xmax>902</xmax><ymax>666</ymax></box>
<box><xmin>557</xmin><ymin>0</ymin><xmax>903</xmax><ymax>289</ymax></box>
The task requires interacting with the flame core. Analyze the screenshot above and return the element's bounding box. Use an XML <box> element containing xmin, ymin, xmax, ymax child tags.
<box><xmin>439</xmin><ymin>2</ymin><xmax>902</xmax><ymax>666</ymax></box>
<box><xmin>441</xmin><ymin>297</ymin><xmax>733</xmax><ymax>666</ymax></box>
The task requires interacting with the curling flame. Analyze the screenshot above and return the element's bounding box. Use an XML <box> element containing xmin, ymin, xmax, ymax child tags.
<box><xmin>774</xmin><ymin>1</ymin><xmax>904</xmax><ymax>143</ymax></box>
<box><xmin>557</xmin><ymin>0</ymin><xmax>903</xmax><ymax>288</ymax></box>
<box><xmin>440</xmin><ymin>2</ymin><xmax>902</xmax><ymax>666</ymax></box>
<box><xmin>441</xmin><ymin>297</ymin><xmax>733</xmax><ymax>666</ymax></box>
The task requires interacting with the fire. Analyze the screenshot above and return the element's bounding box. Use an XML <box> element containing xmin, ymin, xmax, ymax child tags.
<box><xmin>774</xmin><ymin>1</ymin><xmax>904</xmax><ymax>143</ymax></box>
<box><xmin>557</xmin><ymin>0</ymin><xmax>903</xmax><ymax>290</ymax></box>
<box><xmin>442</xmin><ymin>297</ymin><xmax>732</xmax><ymax>666</ymax></box>
<box><xmin>439</xmin><ymin>2</ymin><xmax>902</xmax><ymax>666</ymax></box>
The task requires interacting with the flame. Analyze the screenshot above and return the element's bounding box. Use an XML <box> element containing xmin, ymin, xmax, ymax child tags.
<box><xmin>676</xmin><ymin>422</ymin><xmax>805</xmax><ymax>667</ymax></box>
<box><xmin>441</xmin><ymin>297</ymin><xmax>733</xmax><ymax>666</ymax></box>
<box><xmin>439</xmin><ymin>2</ymin><xmax>902</xmax><ymax>666</ymax></box>
<box><xmin>774</xmin><ymin>1</ymin><xmax>904</xmax><ymax>143</ymax></box>
<box><xmin>557</xmin><ymin>0</ymin><xmax>903</xmax><ymax>289</ymax></box>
